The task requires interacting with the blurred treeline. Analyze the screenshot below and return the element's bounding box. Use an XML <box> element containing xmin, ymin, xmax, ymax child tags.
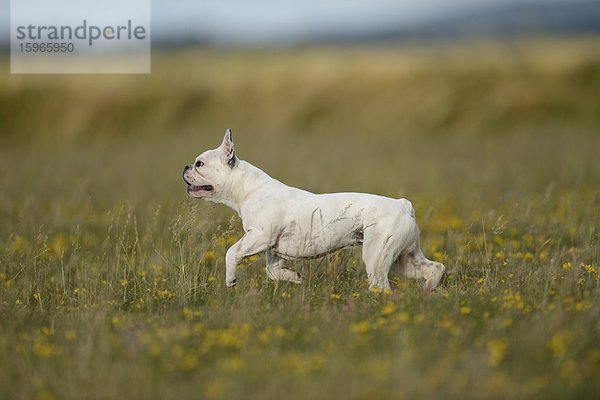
<box><xmin>1</xmin><ymin>39</ymin><xmax>599</xmax><ymax>208</ymax></box>
<box><xmin>1</xmin><ymin>39</ymin><xmax>599</xmax><ymax>144</ymax></box>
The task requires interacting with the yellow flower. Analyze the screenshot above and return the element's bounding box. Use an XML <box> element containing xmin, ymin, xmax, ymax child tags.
<box><xmin>370</xmin><ymin>287</ymin><xmax>392</xmax><ymax>295</ymax></box>
<box><xmin>460</xmin><ymin>306</ymin><xmax>472</xmax><ymax>315</ymax></box>
<box><xmin>181</xmin><ymin>307</ymin><xmax>194</xmax><ymax>320</ymax></box>
<box><xmin>204</xmin><ymin>379</ymin><xmax>226</xmax><ymax>400</ymax></box>
<box><xmin>547</xmin><ymin>331</ymin><xmax>573</xmax><ymax>359</ymax></box>
<box><xmin>226</xmin><ymin>234</ymin><xmax>238</xmax><ymax>246</ymax></box>
<box><xmin>64</xmin><ymin>330</ymin><xmax>77</xmax><ymax>341</ymax></box>
<box><xmin>178</xmin><ymin>353</ymin><xmax>199</xmax><ymax>371</ymax></box>
<box><xmin>559</xmin><ymin>359</ymin><xmax>581</xmax><ymax>385</ymax></box>
<box><xmin>487</xmin><ymin>338</ymin><xmax>508</xmax><ymax>366</ymax></box>
<box><xmin>396</xmin><ymin>312</ymin><xmax>410</xmax><ymax>323</ymax></box>
<box><xmin>41</xmin><ymin>327</ymin><xmax>53</xmax><ymax>336</ymax></box>
<box><xmin>274</xmin><ymin>326</ymin><xmax>286</xmax><ymax>338</ymax></box>
<box><xmin>350</xmin><ymin>321</ymin><xmax>370</xmax><ymax>334</ymax></box>
<box><xmin>33</xmin><ymin>344</ymin><xmax>57</xmax><ymax>358</ymax></box>
<box><xmin>575</xmin><ymin>300</ymin><xmax>591</xmax><ymax>312</ymax></box>
<box><xmin>220</xmin><ymin>356</ymin><xmax>243</xmax><ymax>373</ymax></box>
<box><xmin>33</xmin><ymin>340</ymin><xmax>60</xmax><ymax>358</ymax></box>
<box><xmin>381</xmin><ymin>302</ymin><xmax>396</xmax><ymax>316</ymax></box>
<box><xmin>49</xmin><ymin>233</ymin><xmax>68</xmax><ymax>256</ymax></box>
<box><xmin>156</xmin><ymin>289</ymin><xmax>176</xmax><ymax>300</ymax></box>
<box><xmin>202</xmin><ymin>250</ymin><xmax>218</xmax><ymax>264</ymax></box>
<box><xmin>215</xmin><ymin>329</ymin><xmax>239</xmax><ymax>348</ymax></box>
<box><xmin>581</xmin><ymin>263</ymin><xmax>597</xmax><ymax>274</ymax></box>
<box><xmin>11</xmin><ymin>234</ymin><xmax>29</xmax><ymax>254</ymax></box>
<box><xmin>493</xmin><ymin>235</ymin><xmax>505</xmax><ymax>246</ymax></box>
<box><xmin>502</xmin><ymin>289</ymin><xmax>526</xmax><ymax>311</ymax></box>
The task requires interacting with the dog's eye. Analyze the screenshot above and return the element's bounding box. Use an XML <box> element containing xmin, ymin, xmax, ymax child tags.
<box><xmin>195</xmin><ymin>160</ymin><xmax>204</xmax><ymax>168</ymax></box>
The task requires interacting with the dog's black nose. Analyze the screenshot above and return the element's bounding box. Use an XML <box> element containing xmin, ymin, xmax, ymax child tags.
<box><xmin>183</xmin><ymin>165</ymin><xmax>191</xmax><ymax>184</ymax></box>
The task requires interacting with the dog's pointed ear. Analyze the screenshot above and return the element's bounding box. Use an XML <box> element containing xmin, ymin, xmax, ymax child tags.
<box><xmin>220</xmin><ymin>128</ymin><xmax>237</xmax><ymax>168</ymax></box>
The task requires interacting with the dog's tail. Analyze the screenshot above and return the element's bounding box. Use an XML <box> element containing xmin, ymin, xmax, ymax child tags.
<box><xmin>396</xmin><ymin>197</ymin><xmax>416</xmax><ymax>219</ymax></box>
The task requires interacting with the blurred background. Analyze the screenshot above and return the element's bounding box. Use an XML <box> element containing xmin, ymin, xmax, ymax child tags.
<box><xmin>150</xmin><ymin>0</ymin><xmax>600</xmax><ymax>46</ymax></box>
<box><xmin>3</xmin><ymin>1</ymin><xmax>600</xmax><ymax>47</ymax></box>
<box><xmin>0</xmin><ymin>0</ymin><xmax>599</xmax><ymax>208</ymax></box>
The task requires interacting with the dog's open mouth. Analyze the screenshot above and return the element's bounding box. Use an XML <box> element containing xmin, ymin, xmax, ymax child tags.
<box><xmin>187</xmin><ymin>184</ymin><xmax>214</xmax><ymax>194</ymax></box>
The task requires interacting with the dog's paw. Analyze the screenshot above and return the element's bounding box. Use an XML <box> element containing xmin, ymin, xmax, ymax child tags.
<box><xmin>226</xmin><ymin>278</ymin><xmax>237</xmax><ymax>287</ymax></box>
<box><xmin>291</xmin><ymin>273</ymin><xmax>302</xmax><ymax>284</ymax></box>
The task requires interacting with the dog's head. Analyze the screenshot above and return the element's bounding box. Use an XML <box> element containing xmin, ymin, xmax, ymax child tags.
<box><xmin>183</xmin><ymin>129</ymin><xmax>238</xmax><ymax>199</ymax></box>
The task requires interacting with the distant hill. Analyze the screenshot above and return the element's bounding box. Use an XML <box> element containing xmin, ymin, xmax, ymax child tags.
<box><xmin>322</xmin><ymin>2</ymin><xmax>600</xmax><ymax>43</ymax></box>
<box><xmin>148</xmin><ymin>1</ymin><xmax>600</xmax><ymax>48</ymax></box>
<box><xmin>3</xmin><ymin>1</ymin><xmax>600</xmax><ymax>49</ymax></box>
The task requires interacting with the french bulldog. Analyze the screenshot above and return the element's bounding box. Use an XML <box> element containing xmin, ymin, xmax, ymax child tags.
<box><xmin>183</xmin><ymin>129</ymin><xmax>445</xmax><ymax>293</ymax></box>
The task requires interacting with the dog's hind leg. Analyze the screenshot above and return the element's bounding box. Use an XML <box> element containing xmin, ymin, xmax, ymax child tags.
<box><xmin>265</xmin><ymin>249</ymin><xmax>302</xmax><ymax>284</ymax></box>
<box><xmin>361</xmin><ymin>228</ymin><xmax>396</xmax><ymax>290</ymax></box>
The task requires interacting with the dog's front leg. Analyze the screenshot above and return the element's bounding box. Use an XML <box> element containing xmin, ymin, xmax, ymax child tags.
<box><xmin>224</xmin><ymin>230</ymin><xmax>270</xmax><ymax>287</ymax></box>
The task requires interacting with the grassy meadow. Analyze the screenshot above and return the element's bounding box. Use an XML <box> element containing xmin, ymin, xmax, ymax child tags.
<box><xmin>0</xmin><ymin>39</ymin><xmax>599</xmax><ymax>399</ymax></box>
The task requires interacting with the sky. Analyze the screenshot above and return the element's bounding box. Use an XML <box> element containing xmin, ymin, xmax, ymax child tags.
<box><xmin>0</xmin><ymin>0</ymin><xmax>587</xmax><ymax>46</ymax></box>
<box><xmin>150</xmin><ymin>0</ymin><xmax>482</xmax><ymax>44</ymax></box>
<box><xmin>150</xmin><ymin>0</ymin><xmax>568</xmax><ymax>44</ymax></box>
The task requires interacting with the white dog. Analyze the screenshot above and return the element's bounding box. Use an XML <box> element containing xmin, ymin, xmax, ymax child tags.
<box><xmin>183</xmin><ymin>129</ymin><xmax>445</xmax><ymax>293</ymax></box>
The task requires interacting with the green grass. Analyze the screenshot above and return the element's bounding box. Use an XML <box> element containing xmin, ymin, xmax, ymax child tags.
<box><xmin>0</xmin><ymin>39</ymin><xmax>599</xmax><ymax>399</ymax></box>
